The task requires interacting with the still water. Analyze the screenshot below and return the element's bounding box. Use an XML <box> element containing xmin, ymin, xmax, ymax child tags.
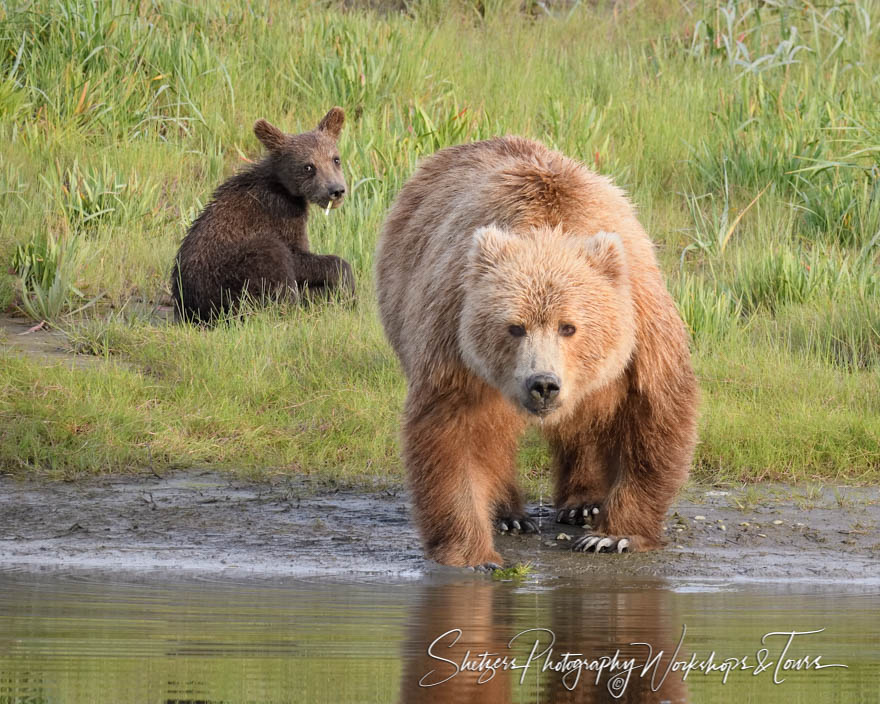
<box><xmin>0</xmin><ymin>570</ymin><xmax>877</xmax><ymax>703</ymax></box>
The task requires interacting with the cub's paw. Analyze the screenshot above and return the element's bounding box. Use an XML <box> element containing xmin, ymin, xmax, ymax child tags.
<box><xmin>571</xmin><ymin>534</ymin><xmax>630</xmax><ymax>554</ymax></box>
<box><xmin>495</xmin><ymin>514</ymin><xmax>540</xmax><ymax>534</ymax></box>
<box><xmin>555</xmin><ymin>504</ymin><xmax>601</xmax><ymax>526</ymax></box>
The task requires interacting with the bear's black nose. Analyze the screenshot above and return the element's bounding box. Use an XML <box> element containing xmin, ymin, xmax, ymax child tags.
<box><xmin>329</xmin><ymin>185</ymin><xmax>346</xmax><ymax>200</ymax></box>
<box><xmin>527</xmin><ymin>373</ymin><xmax>560</xmax><ymax>403</ymax></box>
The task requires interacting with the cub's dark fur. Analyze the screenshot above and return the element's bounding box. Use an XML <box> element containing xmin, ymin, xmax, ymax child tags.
<box><xmin>171</xmin><ymin>107</ymin><xmax>354</xmax><ymax>323</ymax></box>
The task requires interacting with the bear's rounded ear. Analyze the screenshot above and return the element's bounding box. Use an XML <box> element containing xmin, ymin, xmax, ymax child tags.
<box><xmin>317</xmin><ymin>107</ymin><xmax>345</xmax><ymax>139</ymax></box>
<box><xmin>580</xmin><ymin>231</ymin><xmax>626</xmax><ymax>281</ymax></box>
<box><xmin>254</xmin><ymin>119</ymin><xmax>287</xmax><ymax>152</ymax></box>
<box><xmin>471</xmin><ymin>224</ymin><xmax>513</xmax><ymax>266</ymax></box>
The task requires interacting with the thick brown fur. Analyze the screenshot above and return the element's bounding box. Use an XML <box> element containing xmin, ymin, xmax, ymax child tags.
<box><xmin>171</xmin><ymin>107</ymin><xmax>354</xmax><ymax>324</ymax></box>
<box><xmin>375</xmin><ymin>137</ymin><xmax>698</xmax><ymax>568</ymax></box>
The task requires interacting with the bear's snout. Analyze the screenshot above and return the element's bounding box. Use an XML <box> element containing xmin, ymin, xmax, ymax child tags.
<box><xmin>327</xmin><ymin>183</ymin><xmax>346</xmax><ymax>204</ymax></box>
<box><xmin>524</xmin><ymin>373</ymin><xmax>561</xmax><ymax>413</ymax></box>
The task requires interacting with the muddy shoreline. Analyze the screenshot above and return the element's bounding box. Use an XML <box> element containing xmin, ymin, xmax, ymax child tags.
<box><xmin>1</xmin><ymin>470</ymin><xmax>877</xmax><ymax>583</ymax></box>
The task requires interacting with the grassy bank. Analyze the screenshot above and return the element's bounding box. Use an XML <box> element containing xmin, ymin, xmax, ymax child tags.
<box><xmin>1</xmin><ymin>0</ymin><xmax>878</xmax><ymax>485</ymax></box>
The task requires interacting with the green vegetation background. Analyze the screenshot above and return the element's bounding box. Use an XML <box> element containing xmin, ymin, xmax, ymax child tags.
<box><xmin>0</xmin><ymin>0</ymin><xmax>877</xmax><ymax>486</ymax></box>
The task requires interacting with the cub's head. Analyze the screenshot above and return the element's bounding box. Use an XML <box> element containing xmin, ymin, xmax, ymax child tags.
<box><xmin>253</xmin><ymin>107</ymin><xmax>346</xmax><ymax>209</ymax></box>
<box><xmin>459</xmin><ymin>225</ymin><xmax>636</xmax><ymax>421</ymax></box>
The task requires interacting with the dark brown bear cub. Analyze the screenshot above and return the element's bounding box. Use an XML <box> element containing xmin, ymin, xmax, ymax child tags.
<box><xmin>171</xmin><ymin>107</ymin><xmax>355</xmax><ymax>323</ymax></box>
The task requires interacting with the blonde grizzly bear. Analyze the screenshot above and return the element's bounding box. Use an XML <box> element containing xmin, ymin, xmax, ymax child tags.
<box><xmin>375</xmin><ymin>137</ymin><xmax>698</xmax><ymax>569</ymax></box>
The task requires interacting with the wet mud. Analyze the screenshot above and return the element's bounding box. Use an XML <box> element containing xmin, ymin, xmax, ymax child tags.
<box><xmin>0</xmin><ymin>315</ymin><xmax>98</xmax><ymax>367</ymax></box>
<box><xmin>1</xmin><ymin>471</ymin><xmax>878</xmax><ymax>583</ymax></box>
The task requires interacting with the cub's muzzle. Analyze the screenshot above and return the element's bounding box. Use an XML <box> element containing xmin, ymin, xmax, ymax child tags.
<box><xmin>326</xmin><ymin>184</ymin><xmax>346</xmax><ymax>207</ymax></box>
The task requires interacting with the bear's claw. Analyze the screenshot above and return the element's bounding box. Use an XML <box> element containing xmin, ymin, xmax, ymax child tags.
<box><xmin>555</xmin><ymin>504</ymin><xmax>601</xmax><ymax>526</ymax></box>
<box><xmin>495</xmin><ymin>517</ymin><xmax>540</xmax><ymax>534</ymax></box>
<box><xmin>471</xmin><ymin>562</ymin><xmax>502</xmax><ymax>573</ymax></box>
<box><xmin>572</xmin><ymin>534</ymin><xmax>630</xmax><ymax>553</ymax></box>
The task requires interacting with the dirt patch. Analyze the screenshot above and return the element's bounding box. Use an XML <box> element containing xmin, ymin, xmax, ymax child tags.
<box><xmin>0</xmin><ymin>306</ymin><xmax>172</xmax><ymax>367</ymax></box>
<box><xmin>1</xmin><ymin>471</ymin><xmax>877</xmax><ymax>583</ymax></box>
<box><xmin>0</xmin><ymin>315</ymin><xmax>94</xmax><ymax>366</ymax></box>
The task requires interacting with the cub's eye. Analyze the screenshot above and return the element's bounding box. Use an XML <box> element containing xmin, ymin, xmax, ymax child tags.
<box><xmin>333</xmin><ymin>156</ymin><xmax>341</xmax><ymax>166</ymax></box>
<box><xmin>508</xmin><ymin>324</ymin><xmax>526</xmax><ymax>338</ymax></box>
<box><xmin>304</xmin><ymin>164</ymin><xmax>315</xmax><ymax>174</ymax></box>
<box><xmin>559</xmin><ymin>324</ymin><xmax>576</xmax><ymax>337</ymax></box>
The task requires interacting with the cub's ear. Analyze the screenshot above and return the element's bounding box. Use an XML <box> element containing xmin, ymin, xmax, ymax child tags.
<box><xmin>470</xmin><ymin>224</ymin><xmax>514</xmax><ymax>267</ymax></box>
<box><xmin>317</xmin><ymin>107</ymin><xmax>345</xmax><ymax>139</ymax></box>
<box><xmin>579</xmin><ymin>231</ymin><xmax>627</xmax><ymax>281</ymax></box>
<box><xmin>253</xmin><ymin>119</ymin><xmax>287</xmax><ymax>151</ymax></box>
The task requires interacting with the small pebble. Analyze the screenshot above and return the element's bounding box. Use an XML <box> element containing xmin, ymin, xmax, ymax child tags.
<box><xmin>694</xmin><ymin>515</ymin><xmax>706</xmax><ymax>521</ymax></box>
<box><xmin>739</xmin><ymin>522</ymin><xmax>750</xmax><ymax>527</ymax></box>
<box><xmin>758</xmin><ymin>533</ymin><xmax>767</xmax><ymax>538</ymax></box>
<box><xmin>556</xmin><ymin>533</ymin><xmax>571</xmax><ymax>541</ymax></box>
<box><xmin>719</xmin><ymin>525</ymin><xmax>727</xmax><ymax>531</ymax></box>
<box><xmin>772</xmin><ymin>520</ymin><xmax>783</xmax><ymax>525</ymax></box>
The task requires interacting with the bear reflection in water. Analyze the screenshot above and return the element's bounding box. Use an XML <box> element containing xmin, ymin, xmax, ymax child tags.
<box><xmin>397</xmin><ymin>581</ymin><xmax>688</xmax><ymax>704</ymax></box>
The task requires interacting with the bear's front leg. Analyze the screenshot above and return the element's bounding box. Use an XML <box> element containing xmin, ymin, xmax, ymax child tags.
<box><xmin>573</xmin><ymin>385</ymin><xmax>697</xmax><ymax>554</ymax></box>
<box><xmin>402</xmin><ymin>387</ymin><xmax>523</xmax><ymax>568</ymax></box>
<box><xmin>548</xmin><ymin>429</ymin><xmax>610</xmax><ymax>527</ymax></box>
<box><xmin>289</xmin><ymin>251</ymin><xmax>355</xmax><ymax>300</ymax></box>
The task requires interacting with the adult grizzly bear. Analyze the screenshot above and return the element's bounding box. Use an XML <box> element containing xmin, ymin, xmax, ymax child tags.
<box><xmin>171</xmin><ymin>108</ymin><xmax>354</xmax><ymax>323</ymax></box>
<box><xmin>375</xmin><ymin>137</ymin><xmax>698</xmax><ymax>569</ymax></box>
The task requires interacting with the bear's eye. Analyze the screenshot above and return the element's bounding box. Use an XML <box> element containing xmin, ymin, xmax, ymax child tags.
<box><xmin>333</xmin><ymin>156</ymin><xmax>341</xmax><ymax>166</ymax></box>
<box><xmin>508</xmin><ymin>324</ymin><xmax>526</xmax><ymax>338</ymax></box>
<box><xmin>559</xmin><ymin>324</ymin><xmax>576</xmax><ymax>337</ymax></box>
<box><xmin>304</xmin><ymin>164</ymin><xmax>315</xmax><ymax>174</ymax></box>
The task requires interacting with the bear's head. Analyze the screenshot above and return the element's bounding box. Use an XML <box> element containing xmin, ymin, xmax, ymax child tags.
<box><xmin>459</xmin><ymin>225</ymin><xmax>636</xmax><ymax>421</ymax></box>
<box><xmin>253</xmin><ymin>107</ymin><xmax>347</xmax><ymax>209</ymax></box>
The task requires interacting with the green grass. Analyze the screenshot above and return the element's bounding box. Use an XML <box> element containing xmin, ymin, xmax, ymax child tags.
<box><xmin>0</xmin><ymin>0</ymin><xmax>878</xmax><ymax>484</ymax></box>
<box><xmin>491</xmin><ymin>562</ymin><xmax>534</xmax><ymax>581</ymax></box>
<box><xmin>1</xmin><ymin>300</ymin><xmax>403</xmax><ymax>480</ymax></box>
